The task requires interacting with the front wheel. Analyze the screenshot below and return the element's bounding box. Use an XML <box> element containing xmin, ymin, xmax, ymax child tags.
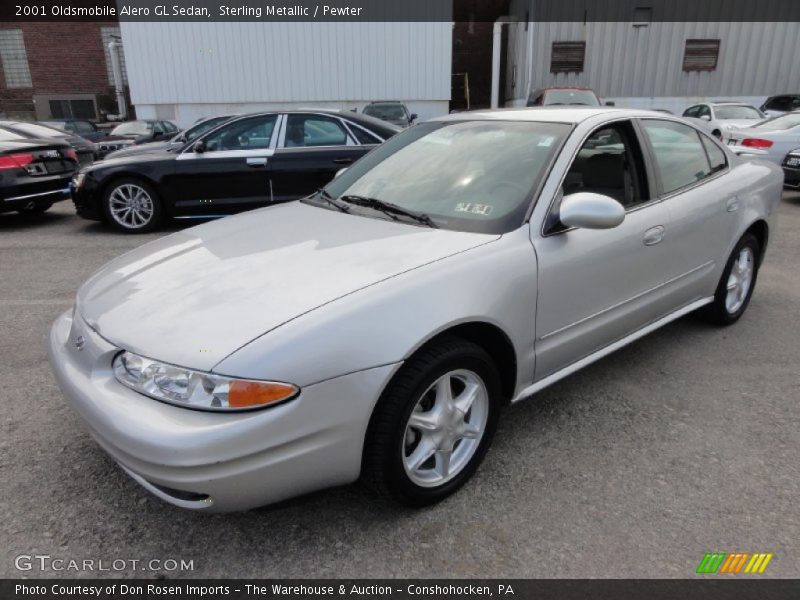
<box><xmin>362</xmin><ymin>336</ymin><xmax>501</xmax><ymax>507</ymax></box>
<box><xmin>702</xmin><ymin>232</ymin><xmax>760</xmax><ymax>325</ymax></box>
<box><xmin>102</xmin><ymin>178</ymin><xmax>163</xmax><ymax>233</ymax></box>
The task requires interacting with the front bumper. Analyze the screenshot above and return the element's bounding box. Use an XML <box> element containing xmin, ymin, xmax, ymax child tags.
<box><xmin>783</xmin><ymin>165</ymin><xmax>800</xmax><ymax>189</ymax></box>
<box><xmin>48</xmin><ymin>310</ymin><xmax>399</xmax><ymax>512</ymax></box>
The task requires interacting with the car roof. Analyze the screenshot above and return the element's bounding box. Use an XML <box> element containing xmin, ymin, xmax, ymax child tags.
<box><xmin>432</xmin><ymin>106</ymin><xmax>657</xmax><ymax>124</ymax></box>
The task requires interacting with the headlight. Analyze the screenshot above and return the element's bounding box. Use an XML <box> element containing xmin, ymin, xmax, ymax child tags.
<box><xmin>113</xmin><ymin>351</ymin><xmax>299</xmax><ymax>412</ymax></box>
<box><xmin>72</xmin><ymin>172</ymin><xmax>86</xmax><ymax>188</ymax></box>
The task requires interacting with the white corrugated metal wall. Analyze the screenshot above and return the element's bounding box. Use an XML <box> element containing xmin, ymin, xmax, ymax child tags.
<box><xmin>504</xmin><ymin>0</ymin><xmax>800</xmax><ymax>111</ymax></box>
<box><xmin>119</xmin><ymin>22</ymin><xmax>452</xmax><ymax>126</ymax></box>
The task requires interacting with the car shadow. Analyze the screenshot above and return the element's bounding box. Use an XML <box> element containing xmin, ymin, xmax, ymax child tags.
<box><xmin>0</xmin><ymin>209</ymin><xmax>72</xmax><ymax>231</ymax></box>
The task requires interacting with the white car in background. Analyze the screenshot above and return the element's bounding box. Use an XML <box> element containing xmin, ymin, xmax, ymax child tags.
<box><xmin>726</xmin><ymin>111</ymin><xmax>800</xmax><ymax>165</ymax></box>
<box><xmin>682</xmin><ymin>102</ymin><xmax>766</xmax><ymax>140</ymax></box>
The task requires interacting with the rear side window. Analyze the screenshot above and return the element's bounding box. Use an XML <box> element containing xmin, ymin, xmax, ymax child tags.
<box><xmin>285</xmin><ymin>115</ymin><xmax>349</xmax><ymax>147</ymax></box>
<box><xmin>700</xmin><ymin>135</ymin><xmax>727</xmax><ymax>173</ymax></box>
<box><xmin>641</xmin><ymin>120</ymin><xmax>713</xmax><ymax>194</ymax></box>
<box><xmin>348</xmin><ymin>123</ymin><xmax>381</xmax><ymax>145</ymax></box>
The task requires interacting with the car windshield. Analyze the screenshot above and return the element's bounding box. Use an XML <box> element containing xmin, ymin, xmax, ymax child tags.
<box><xmin>715</xmin><ymin>105</ymin><xmax>762</xmax><ymax>120</ymax></box>
<box><xmin>111</xmin><ymin>121</ymin><xmax>153</xmax><ymax>136</ymax></box>
<box><xmin>7</xmin><ymin>122</ymin><xmax>68</xmax><ymax>138</ymax></box>
<box><xmin>315</xmin><ymin>120</ymin><xmax>570</xmax><ymax>234</ymax></box>
<box><xmin>544</xmin><ymin>90</ymin><xmax>600</xmax><ymax>106</ymax></box>
<box><xmin>363</xmin><ymin>105</ymin><xmax>406</xmax><ymax>120</ymax></box>
<box><xmin>753</xmin><ymin>112</ymin><xmax>800</xmax><ymax>131</ymax></box>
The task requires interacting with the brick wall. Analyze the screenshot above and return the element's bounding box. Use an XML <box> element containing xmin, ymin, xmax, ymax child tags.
<box><xmin>0</xmin><ymin>22</ymin><xmax>120</xmax><ymax>119</ymax></box>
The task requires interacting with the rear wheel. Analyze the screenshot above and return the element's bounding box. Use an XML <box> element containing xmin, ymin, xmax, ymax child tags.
<box><xmin>17</xmin><ymin>201</ymin><xmax>53</xmax><ymax>214</ymax></box>
<box><xmin>102</xmin><ymin>178</ymin><xmax>162</xmax><ymax>233</ymax></box>
<box><xmin>702</xmin><ymin>233</ymin><xmax>760</xmax><ymax>325</ymax></box>
<box><xmin>362</xmin><ymin>336</ymin><xmax>501</xmax><ymax>507</ymax></box>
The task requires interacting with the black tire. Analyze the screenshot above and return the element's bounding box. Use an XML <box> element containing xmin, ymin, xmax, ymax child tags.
<box><xmin>101</xmin><ymin>177</ymin><xmax>163</xmax><ymax>233</ymax></box>
<box><xmin>17</xmin><ymin>201</ymin><xmax>52</xmax><ymax>214</ymax></box>
<box><xmin>361</xmin><ymin>335</ymin><xmax>502</xmax><ymax>507</ymax></box>
<box><xmin>701</xmin><ymin>232</ymin><xmax>760</xmax><ymax>325</ymax></box>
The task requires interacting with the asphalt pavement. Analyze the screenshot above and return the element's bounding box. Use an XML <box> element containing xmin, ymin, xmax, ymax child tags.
<box><xmin>1</xmin><ymin>194</ymin><xmax>798</xmax><ymax>578</ymax></box>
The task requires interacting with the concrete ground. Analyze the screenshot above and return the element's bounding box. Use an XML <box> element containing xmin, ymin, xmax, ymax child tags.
<box><xmin>1</xmin><ymin>193</ymin><xmax>798</xmax><ymax>579</ymax></box>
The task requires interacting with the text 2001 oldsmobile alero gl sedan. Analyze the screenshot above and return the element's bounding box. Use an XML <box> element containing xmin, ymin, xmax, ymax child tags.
<box><xmin>49</xmin><ymin>108</ymin><xmax>782</xmax><ymax>511</ymax></box>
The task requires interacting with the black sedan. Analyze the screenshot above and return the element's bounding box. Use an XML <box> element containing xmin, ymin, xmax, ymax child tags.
<box><xmin>72</xmin><ymin>110</ymin><xmax>400</xmax><ymax>232</ymax></box>
<box><xmin>0</xmin><ymin>120</ymin><xmax>95</xmax><ymax>167</ymax></box>
<box><xmin>784</xmin><ymin>148</ymin><xmax>800</xmax><ymax>189</ymax></box>
<box><xmin>95</xmin><ymin>119</ymin><xmax>180</xmax><ymax>158</ymax></box>
<box><xmin>0</xmin><ymin>129</ymin><xmax>78</xmax><ymax>216</ymax></box>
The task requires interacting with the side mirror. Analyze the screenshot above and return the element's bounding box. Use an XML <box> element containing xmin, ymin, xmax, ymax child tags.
<box><xmin>700</xmin><ymin>114</ymin><xmax>711</xmax><ymax>121</ymax></box>
<box><xmin>193</xmin><ymin>140</ymin><xmax>206</xmax><ymax>153</ymax></box>
<box><xmin>559</xmin><ymin>192</ymin><xmax>625</xmax><ymax>230</ymax></box>
<box><xmin>604</xmin><ymin>101</ymin><xmax>616</xmax><ymax>107</ymax></box>
<box><xmin>409</xmin><ymin>113</ymin><xmax>418</xmax><ymax>122</ymax></box>
<box><xmin>334</xmin><ymin>167</ymin><xmax>347</xmax><ymax>179</ymax></box>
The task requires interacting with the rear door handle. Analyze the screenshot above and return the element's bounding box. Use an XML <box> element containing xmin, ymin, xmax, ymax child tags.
<box><xmin>246</xmin><ymin>157</ymin><xmax>267</xmax><ymax>168</ymax></box>
<box><xmin>726</xmin><ymin>197</ymin><xmax>740</xmax><ymax>212</ymax></box>
<box><xmin>332</xmin><ymin>157</ymin><xmax>354</xmax><ymax>165</ymax></box>
<box><xmin>643</xmin><ymin>225</ymin><xmax>665</xmax><ymax>246</ymax></box>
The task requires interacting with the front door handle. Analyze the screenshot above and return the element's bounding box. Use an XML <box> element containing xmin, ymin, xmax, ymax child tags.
<box><xmin>246</xmin><ymin>157</ymin><xmax>267</xmax><ymax>168</ymax></box>
<box><xmin>332</xmin><ymin>157</ymin><xmax>354</xmax><ymax>165</ymax></box>
<box><xmin>643</xmin><ymin>225</ymin><xmax>665</xmax><ymax>246</ymax></box>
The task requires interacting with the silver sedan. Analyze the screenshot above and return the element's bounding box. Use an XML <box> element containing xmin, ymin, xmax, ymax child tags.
<box><xmin>49</xmin><ymin>108</ymin><xmax>783</xmax><ymax>512</ymax></box>
<box><xmin>726</xmin><ymin>111</ymin><xmax>800</xmax><ymax>165</ymax></box>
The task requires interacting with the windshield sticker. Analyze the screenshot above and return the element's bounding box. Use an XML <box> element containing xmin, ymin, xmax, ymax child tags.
<box><xmin>455</xmin><ymin>203</ymin><xmax>493</xmax><ymax>216</ymax></box>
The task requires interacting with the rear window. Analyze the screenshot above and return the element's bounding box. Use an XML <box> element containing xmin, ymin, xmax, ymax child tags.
<box><xmin>543</xmin><ymin>90</ymin><xmax>600</xmax><ymax>106</ymax></box>
<box><xmin>714</xmin><ymin>105</ymin><xmax>762</xmax><ymax>120</ymax></box>
<box><xmin>0</xmin><ymin>128</ymin><xmax>25</xmax><ymax>141</ymax></box>
<box><xmin>111</xmin><ymin>121</ymin><xmax>152</xmax><ymax>136</ymax></box>
<box><xmin>7</xmin><ymin>122</ymin><xmax>68</xmax><ymax>138</ymax></box>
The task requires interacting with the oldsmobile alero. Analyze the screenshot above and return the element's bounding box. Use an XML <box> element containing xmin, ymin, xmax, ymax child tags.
<box><xmin>49</xmin><ymin>108</ymin><xmax>782</xmax><ymax>511</ymax></box>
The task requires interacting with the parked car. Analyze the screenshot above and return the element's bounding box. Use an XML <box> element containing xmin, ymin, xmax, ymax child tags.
<box><xmin>682</xmin><ymin>102</ymin><xmax>766</xmax><ymax>139</ymax></box>
<box><xmin>527</xmin><ymin>87</ymin><xmax>601</xmax><ymax>107</ymax></box>
<box><xmin>362</xmin><ymin>102</ymin><xmax>417</xmax><ymax>127</ymax></box>
<box><xmin>96</xmin><ymin>119</ymin><xmax>180</xmax><ymax>158</ymax></box>
<box><xmin>783</xmin><ymin>148</ymin><xmax>800</xmax><ymax>189</ymax></box>
<box><xmin>41</xmin><ymin>119</ymin><xmax>108</xmax><ymax>142</ymax></box>
<box><xmin>0</xmin><ymin>120</ymin><xmax>95</xmax><ymax>166</ymax></box>
<box><xmin>760</xmin><ymin>94</ymin><xmax>800</xmax><ymax>117</ymax></box>
<box><xmin>49</xmin><ymin>108</ymin><xmax>782</xmax><ymax>511</ymax></box>
<box><xmin>72</xmin><ymin>110</ymin><xmax>401</xmax><ymax>232</ymax></box>
<box><xmin>0</xmin><ymin>128</ymin><xmax>78</xmax><ymax>215</ymax></box>
<box><xmin>725</xmin><ymin>111</ymin><xmax>800</xmax><ymax>165</ymax></box>
<box><xmin>106</xmin><ymin>115</ymin><xmax>235</xmax><ymax>159</ymax></box>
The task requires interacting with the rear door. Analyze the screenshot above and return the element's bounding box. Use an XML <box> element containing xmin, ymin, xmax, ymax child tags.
<box><xmin>269</xmin><ymin>113</ymin><xmax>368</xmax><ymax>202</ymax></box>
<box><xmin>172</xmin><ymin>114</ymin><xmax>279</xmax><ymax>215</ymax></box>
<box><xmin>637</xmin><ymin>118</ymin><xmax>736</xmax><ymax>304</ymax></box>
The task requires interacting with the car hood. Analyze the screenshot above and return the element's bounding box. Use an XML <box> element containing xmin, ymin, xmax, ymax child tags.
<box><xmin>77</xmin><ymin>201</ymin><xmax>497</xmax><ymax>371</ymax></box>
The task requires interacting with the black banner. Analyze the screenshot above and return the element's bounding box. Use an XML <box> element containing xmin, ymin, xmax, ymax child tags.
<box><xmin>2</xmin><ymin>0</ymin><xmax>800</xmax><ymax>23</ymax></box>
<box><xmin>3</xmin><ymin>580</ymin><xmax>800</xmax><ymax>600</ymax></box>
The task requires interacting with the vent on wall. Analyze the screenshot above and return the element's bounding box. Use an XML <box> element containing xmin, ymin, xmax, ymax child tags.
<box><xmin>683</xmin><ymin>39</ymin><xmax>720</xmax><ymax>72</ymax></box>
<box><xmin>550</xmin><ymin>42</ymin><xmax>586</xmax><ymax>74</ymax></box>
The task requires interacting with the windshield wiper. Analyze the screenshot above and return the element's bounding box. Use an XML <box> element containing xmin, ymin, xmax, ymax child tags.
<box><xmin>339</xmin><ymin>195</ymin><xmax>438</xmax><ymax>228</ymax></box>
<box><xmin>315</xmin><ymin>188</ymin><xmax>350</xmax><ymax>213</ymax></box>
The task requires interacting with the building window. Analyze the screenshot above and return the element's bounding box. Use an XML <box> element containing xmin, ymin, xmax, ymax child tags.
<box><xmin>550</xmin><ymin>42</ymin><xmax>586</xmax><ymax>74</ymax></box>
<box><xmin>101</xmin><ymin>27</ymin><xmax>128</xmax><ymax>86</ymax></box>
<box><xmin>682</xmin><ymin>39</ymin><xmax>720</xmax><ymax>72</ymax></box>
<box><xmin>49</xmin><ymin>99</ymin><xmax>97</xmax><ymax>119</ymax></box>
<box><xmin>0</xmin><ymin>29</ymin><xmax>33</xmax><ymax>88</ymax></box>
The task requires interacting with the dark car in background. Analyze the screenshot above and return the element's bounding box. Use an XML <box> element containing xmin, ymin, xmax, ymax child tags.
<box><xmin>0</xmin><ymin>128</ymin><xmax>78</xmax><ymax>215</ymax></box>
<box><xmin>106</xmin><ymin>115</ymin><xmax>235</xmax><ymax>159</ymax></box>
<box><xmin>761</xmin><ymin>94</ymin><xmax>800</xmax><ymax>117</ymax></box>
<box><xmin>783</xmin><ymin>148</ymin><xmax>800</xmax><ymax>189</ymax></box>
<box><xmin>72</xmin><ymin>110</ymin><xmax>400</xmax><ymax>232</ymax></box>
<box><xmin>41</xmin><ymin>119</ymin><xmax>108</xmax><ymax>142</ymax></box>
<box><xmin>362</xmin><ymin>102</ymin><xmax>417</xmax><ymax>127</ymax></box>
<box><xmin>0</xmin><ymin>121</ymin><xmax>95</xmax><ymax>166</ymax></box>
<box><xmin>96</xmin><ymin>119</ymin><xmax>180</xmax><ymax>158</ymax></box>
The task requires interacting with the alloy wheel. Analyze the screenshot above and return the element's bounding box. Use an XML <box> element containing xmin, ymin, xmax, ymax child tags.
<box><xmin>725</xmin><ymin>246</ymin><xmax>754</xmax><ymax>314</ymax></box>
<box><xmin>402</xmin><ymin>369</ymin><xmax>489</xmax><ymax>488</ymax></box>
<box><xmin>108</xmin><ymin>183</ymin><xmax>154</xmax><ymax>229</ymax></box>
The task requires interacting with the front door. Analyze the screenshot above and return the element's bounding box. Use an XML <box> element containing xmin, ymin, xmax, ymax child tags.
<box><xmin>269</xmin><ymin>113</ymin><xmax>369</xmax><ymax>202</ymax></box>
<box><xmin>172</xmin><ymin>114</ymin><xmax>279</xmax><ymax>215</ymax></box>
<box><xmin>533</xmin><ymin>120</ymin><xmax>673</xmax><ymax>381</ymax></box>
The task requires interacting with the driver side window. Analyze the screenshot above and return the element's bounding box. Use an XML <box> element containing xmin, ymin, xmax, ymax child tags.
<box><xmin>562</xmin><ymin>121</ymin><xmax>649</xmax><ymax>211</ymax></box>
<box><xmin>203</xmin><ymin>115</ymin><xmax>277</xmax><ymax>151</ymax></box>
